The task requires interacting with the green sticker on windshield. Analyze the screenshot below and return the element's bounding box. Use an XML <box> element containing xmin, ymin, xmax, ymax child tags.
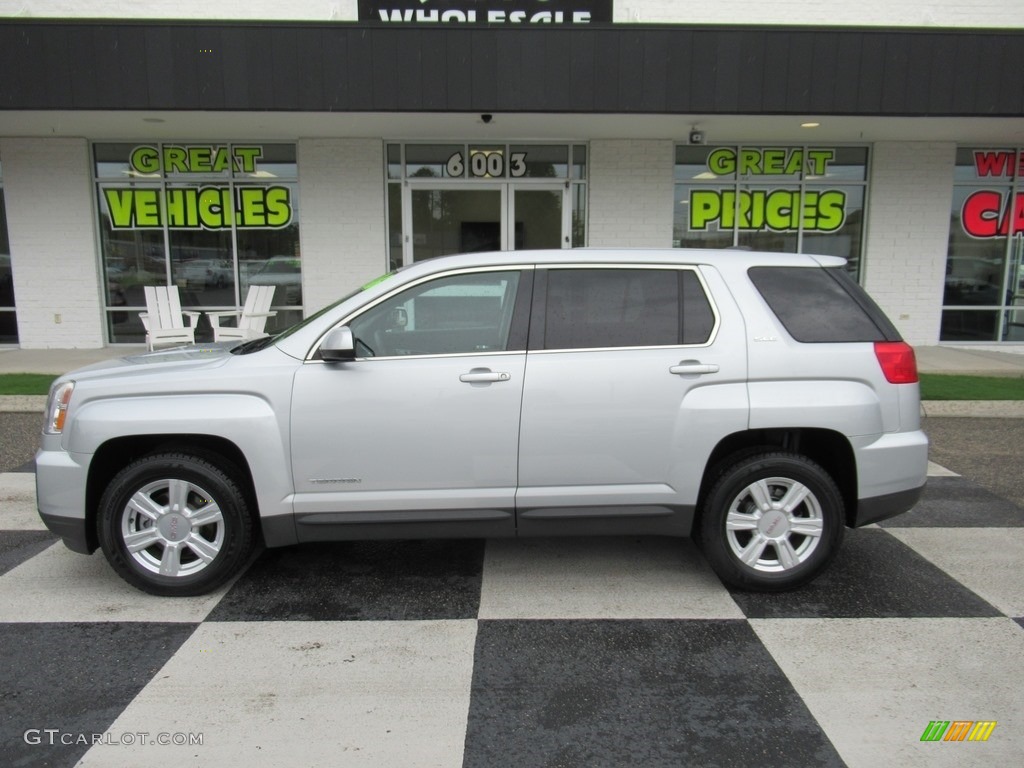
<box><xmin>361</xmin><ymin>273</ymin><xmax>394</xmax><ymax>291</ymax></box>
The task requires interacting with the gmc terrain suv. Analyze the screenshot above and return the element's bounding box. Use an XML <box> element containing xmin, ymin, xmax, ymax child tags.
<box><xmin>37</xmin><ymin>249</ymin><xmax>928</xmax><ymax>596</ymax></box>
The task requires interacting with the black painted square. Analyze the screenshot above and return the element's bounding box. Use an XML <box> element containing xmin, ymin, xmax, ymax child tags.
<box><xmin>731</xmin><ymin>528</ymin><xmax>1002</xmax><ymax>619</ymax></box>
<box><xmin>878</xmin><ymin>476</ymin><xmax>1024</xmax><ymax>528</ymax></box>
<box><xmin>0</xmin><ymin>622</ymin><xmax>197</xmax><ymax>768</ymax></box>
<box><xmin>463</xmin><ymin>619</ymin><xmax>844</xmax><ymax>768</ymax></box>
<box><xmin>208</xmin><ymin>539</ymin><xmax>485</xmax><ymax>621</ymax></box>
<box><xmin>0</xmin><ymin>530</ymin><xmax>57</xmax><ymax>577</ymax></box>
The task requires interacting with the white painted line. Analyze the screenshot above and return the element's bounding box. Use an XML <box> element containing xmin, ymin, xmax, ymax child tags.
<box><xmin>479</xmin><ymin>537</ymin><xmax>743</xmax><ymax>620</ymax></box>
<box><xmin>887</xmin><ymin>528</ymin><xmax>1024</xmax><ymax>618</ymax></box>
<box><xmin>0</xmin><ymin>473</ymin><xmax>47</xmax><ymax>530</ymax></box>
<box><xmin>752</xmin><ymin>617</ymin><xmax>1024</xmax><ymax>767</ymax></box>
<box><xmin>0</xmin><ymin>544</ymin><xmax>226</xmax><ymax>623</ymax></box>
<box><xmin>79</xmin><ymin>620</ymin><xmax>477</xmax><ymax>768</ymax></box>
<box><xmin>927</xmin><ymin>461</ymin><xmax>960</xmax><ymax>477</ymax></box>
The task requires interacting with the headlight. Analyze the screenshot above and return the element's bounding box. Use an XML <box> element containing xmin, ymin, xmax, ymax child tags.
<box><xmin>44</xmin><ymin>381</ymin><xmax>75</xmax><ymax>435</ymax></box>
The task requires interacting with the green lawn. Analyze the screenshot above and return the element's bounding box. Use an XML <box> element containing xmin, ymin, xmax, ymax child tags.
<box><xmin>0</xmin><ymin>371</ymin><xmax>1022</xmax><ymax>400</ymax></box>
<box><xmin>0</xmin><ymin>374</ymin><xmax>58</xmax><ymax>396</ymax></box>
<box><xmin>918</xmin><ymin>373</ymin><xmax>1024</xmax><ymax>401</ymax></box>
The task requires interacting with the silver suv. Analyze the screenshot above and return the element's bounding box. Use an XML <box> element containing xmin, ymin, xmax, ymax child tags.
<box><xmin>37</xmin><ymin>249</ymin><xmax>928</xmax><ymax>596</ymax></box>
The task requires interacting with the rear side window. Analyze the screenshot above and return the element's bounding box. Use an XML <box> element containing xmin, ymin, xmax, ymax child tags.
<box><xmin>539</xmin><ymin>267</ymin><xmax>715</xmax><ymax>350</ymax></box>
<box><xmin>749</xmin><ymin>266</ymin><xmax>900</xmax><ymax>343</ymax></box>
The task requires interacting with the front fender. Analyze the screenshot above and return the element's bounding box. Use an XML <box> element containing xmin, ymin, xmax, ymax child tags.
<box><xmin>67</xmin><ymin>394</ymin><xmax>295</xmax><ymax>536</ymax></box>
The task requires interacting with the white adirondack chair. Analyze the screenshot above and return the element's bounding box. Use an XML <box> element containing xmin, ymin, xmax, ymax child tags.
<box><xmin>207</xmin><ymin>285</ymin><xmax>278</xmax><ymax>342</ymax></box>
<box><xmin>139</xmin><ymin>285</ymin><xmax>200</xmax><ymax>351</ymax></box>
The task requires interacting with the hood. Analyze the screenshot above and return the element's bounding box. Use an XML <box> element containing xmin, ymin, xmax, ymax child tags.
<box><xmin>57</xmin><ymin>342</ymin><xmax>238</xmax><ymax>384</ymax></box>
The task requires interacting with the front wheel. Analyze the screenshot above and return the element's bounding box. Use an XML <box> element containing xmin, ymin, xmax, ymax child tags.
<box><xmin>98</xmin><ymin>453</ymin><xmax>254</xmax><ymax>596</ymax></box>
<box><xmin>698</xmin><ymin>452</ymin><xmax>844</xmax><ymax>591</ymax></box>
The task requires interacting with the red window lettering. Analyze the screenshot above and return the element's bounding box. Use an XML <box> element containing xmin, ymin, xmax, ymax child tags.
<box><xmin>961</xmin><ymin>190</ymin><xmax>1024</xmax><ymax>237</ymax></box>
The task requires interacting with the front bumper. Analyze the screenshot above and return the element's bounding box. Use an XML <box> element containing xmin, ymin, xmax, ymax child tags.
<box><xmin>35</xmin><ymin>445</ymin><xmax>95</xmax><ymax>554</ymax></box>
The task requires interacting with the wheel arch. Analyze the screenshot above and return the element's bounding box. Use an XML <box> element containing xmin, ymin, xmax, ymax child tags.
<box><xmin>698</xmin><ymin>428</ymin><xmax>857</xmax><ymax>527</ymax></box>
<box><xmin>85</xmin><ymin>434</ymin><xmax>262</xmax><ymax>553</ymax></box>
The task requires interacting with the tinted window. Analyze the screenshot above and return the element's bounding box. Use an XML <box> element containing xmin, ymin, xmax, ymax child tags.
<box><xmin>543</xmin><ymin>268</ymin><xmax>684</xmax><ymax>350</ymax></box>
<box><xmin>349</xmin><ymin>271</ymin><xmax>522</xmax><ymax>357</ymax></box>
<box><xmin>749</xmin><ymin>266</ymin><xmax>899</xmax><ymax>343</ymax></box>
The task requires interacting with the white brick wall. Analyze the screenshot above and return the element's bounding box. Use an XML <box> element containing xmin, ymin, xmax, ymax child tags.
<box><xmin>588</xmin><ymin>140</ymin><xmax>674</xmax><ymax>248</ymax></box>
<box><xmin>298</xmin><ymin>139</ymin><xmax>388</xmax><ymax>314</ymax></box>
<box><xmin>4</xmin><ymin>0</ymin><xmax>1022</xmax><ymax>26</ymax></box>
<box><xmin>862</xmin><ymin>141</ymin><xmax>956</xmax><ymax>347</ymax></box>
<box><xmin>0</xmin><ymin>138</ymin><xmax>105</xmax><ymax>348</ymax></box>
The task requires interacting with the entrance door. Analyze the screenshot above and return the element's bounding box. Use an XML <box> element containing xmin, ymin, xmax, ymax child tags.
<box><xmin>409</xmin><ymin>187</ymin><xmax>503</xmax><ymax>263</ymax></box>
<box><xmin>510</xmin><ymin>186</ymin><xmax>566</xmax><ymax>250</ymax></box>
<box><xmin>404</xmin><ymin>183</ymin><xmax>568</xmax><ymax>264</ymax></box>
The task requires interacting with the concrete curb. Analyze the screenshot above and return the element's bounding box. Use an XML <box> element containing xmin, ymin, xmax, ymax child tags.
<box><xmin>919</xmin><ymin>400</ymin><xmax>1024</xmax><ymax>418</ymax></box>
<box><xmin>1</xmin><ymin>396</ymin><xmax>47</xmax><ymax>413</ymax></box>
<box><xmin>3</xmin><ymin>395</ymin><xmax>1024</xmax><ymax>418</ymax></box>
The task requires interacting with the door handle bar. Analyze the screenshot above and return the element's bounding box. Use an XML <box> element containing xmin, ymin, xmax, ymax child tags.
<box><xmin>669</xmin><ymin>362</ymin><xmax>720</xmax><ymax>376</ymax></box>
<box><xmin>460</xmin><ymin>371</ymin><xmax>511</xmax><ymax>383</ymax></box>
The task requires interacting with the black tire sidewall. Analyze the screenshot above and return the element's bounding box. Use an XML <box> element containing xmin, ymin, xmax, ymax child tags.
<box><xmin>699</xmin><ymin>452</ymin><xmax>844</xmax><ymax>591</ymax></box>
<box><xmin>98</xmin><ymin>453</ymin><xmax>253</xmax><ymax>597</ymax></box>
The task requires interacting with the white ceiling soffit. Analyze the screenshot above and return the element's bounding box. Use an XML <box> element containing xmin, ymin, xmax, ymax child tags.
<box><xmin>2</xmin><ymin>111</ymin><xmax>1024</xmax><ymax>144</ymax></box>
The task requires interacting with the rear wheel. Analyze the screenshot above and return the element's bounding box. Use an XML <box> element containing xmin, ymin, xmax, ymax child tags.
<box><xmin>98</xmin><ymin>453</ymin><xmax>254</xmax><ymax>596</ymax></box>
<box><xmin>698</xmin><ymin>452</ymin><xmax>844</xmax><ymax>591</ymax></box>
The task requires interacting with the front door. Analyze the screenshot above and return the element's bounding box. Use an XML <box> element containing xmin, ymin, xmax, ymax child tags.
<box><xmin>289</xmin><ymin>268</ymin><xmax>531</xmax><ymax>539</ymax></box>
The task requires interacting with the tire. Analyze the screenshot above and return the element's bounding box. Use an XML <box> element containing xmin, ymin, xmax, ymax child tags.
<box><xmin>698</xmin><ymin>452</ymin><xmax>844</xmax><ymax>591</ymax></box>
<box><xmin>98</xmin><ymin>453</ymin><xmax>254</xmax><ymax>596</ymax></box>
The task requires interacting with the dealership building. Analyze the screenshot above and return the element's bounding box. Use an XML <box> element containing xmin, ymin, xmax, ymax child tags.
<box><xmin>1</xmin><ymin>1</ymin><xmax>1023</xmax><ymax>350</ymax></box>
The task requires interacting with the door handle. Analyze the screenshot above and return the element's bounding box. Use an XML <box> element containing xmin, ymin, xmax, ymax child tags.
<box><xmin>460</xmin><ymin>369</ymin><xmax>511</xmax><ymax>383</ymax></box>
<box><xmin>669</xmin><ymin>361</ymin><xmax>720</xmax><ymax>376</ymax></box>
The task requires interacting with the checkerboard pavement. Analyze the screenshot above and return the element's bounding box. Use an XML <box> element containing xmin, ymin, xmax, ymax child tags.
<box><xmin>1</xmin><ymin>463</ymin><xmax>1022</xmax><ymax>768</ymax></box>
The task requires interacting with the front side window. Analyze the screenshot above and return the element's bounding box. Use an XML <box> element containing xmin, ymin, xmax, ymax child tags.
<box><xmin>539</xmin><ymin>268</ymin><xmax>714</xmax><ymax>350</ymax></box>
<box><xmin>349</xmin><ymin>270</ymin><xmax>523</xmax><ymax>357</ymax></box>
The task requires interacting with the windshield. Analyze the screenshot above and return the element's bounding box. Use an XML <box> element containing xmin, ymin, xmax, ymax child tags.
<box><xmin>231</xmin><ymin>270</ymin><xmax>398</xmax><ymax>354</ymax></box>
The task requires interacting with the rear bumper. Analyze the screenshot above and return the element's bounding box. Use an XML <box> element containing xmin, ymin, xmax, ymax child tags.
<box><xmin>853</xmin><ymin>482</ymin><xmax>926</xmax><ymax>527</ymax></box>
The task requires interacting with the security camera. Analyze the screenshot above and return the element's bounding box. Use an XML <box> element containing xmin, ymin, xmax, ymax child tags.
<box><xmin>481</xmin><ymin>114</ymin><xmax>493</xmax><ymax>124</ymax></box>
<box><xmin>689</xmin><ymin>130</ymin><xmax>705</xmax><ymax>145</ymax></box>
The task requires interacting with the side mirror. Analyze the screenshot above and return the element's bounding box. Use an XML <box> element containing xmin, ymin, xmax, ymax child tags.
<box><xmin>320</xmin><ymin>326</ymin><xmax>356</xmax><ymax>363</ymax></box>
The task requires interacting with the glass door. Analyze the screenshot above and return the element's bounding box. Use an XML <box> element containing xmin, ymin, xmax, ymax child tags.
<box><xmin>510</xmin><ymin>185</ymin><xmax>566</xmax><ymax>250</ymax></box>
<box><xmin>409</xmin><ymin>186</ymin><xmax>503</xmax><ymax>263</ymax></box>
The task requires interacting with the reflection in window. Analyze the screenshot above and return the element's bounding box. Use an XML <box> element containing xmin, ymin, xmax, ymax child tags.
<box><xmin>349</xmin><ymin>271</ymin><xmax>521</xmax><ymax>357</ymax></box>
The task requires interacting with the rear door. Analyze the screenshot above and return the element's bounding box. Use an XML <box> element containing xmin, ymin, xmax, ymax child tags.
<box><xmin>515</xmin><ymin>264</ymin><xmax>748</xmax><ymax>534</ymax></box>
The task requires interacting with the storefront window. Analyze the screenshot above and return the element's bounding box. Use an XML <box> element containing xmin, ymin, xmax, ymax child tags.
<box><xmin>94</xmin><ymin>143</ymin><xmax>300</xmax><ymax>343</ymax></box>
<box><xmin>0</xmin><ymin>159</ymin><xmax>18</xmax><ymax>344</ymax></box>
<box><xmin>673</xmin><ymin>145</ymin><xmax>869</xmax><ymax>279</ymax></box>
<box><xmin>942</xmin><ymin>147</ymin><xmax>1024</xmax><ymax>342</ymax></box>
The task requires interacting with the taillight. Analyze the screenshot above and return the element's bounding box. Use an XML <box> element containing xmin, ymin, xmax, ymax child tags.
<box><xmin>874</xmin><ymin>341</ymin><xmax>918</xmax><ymax>384</ymax></box>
